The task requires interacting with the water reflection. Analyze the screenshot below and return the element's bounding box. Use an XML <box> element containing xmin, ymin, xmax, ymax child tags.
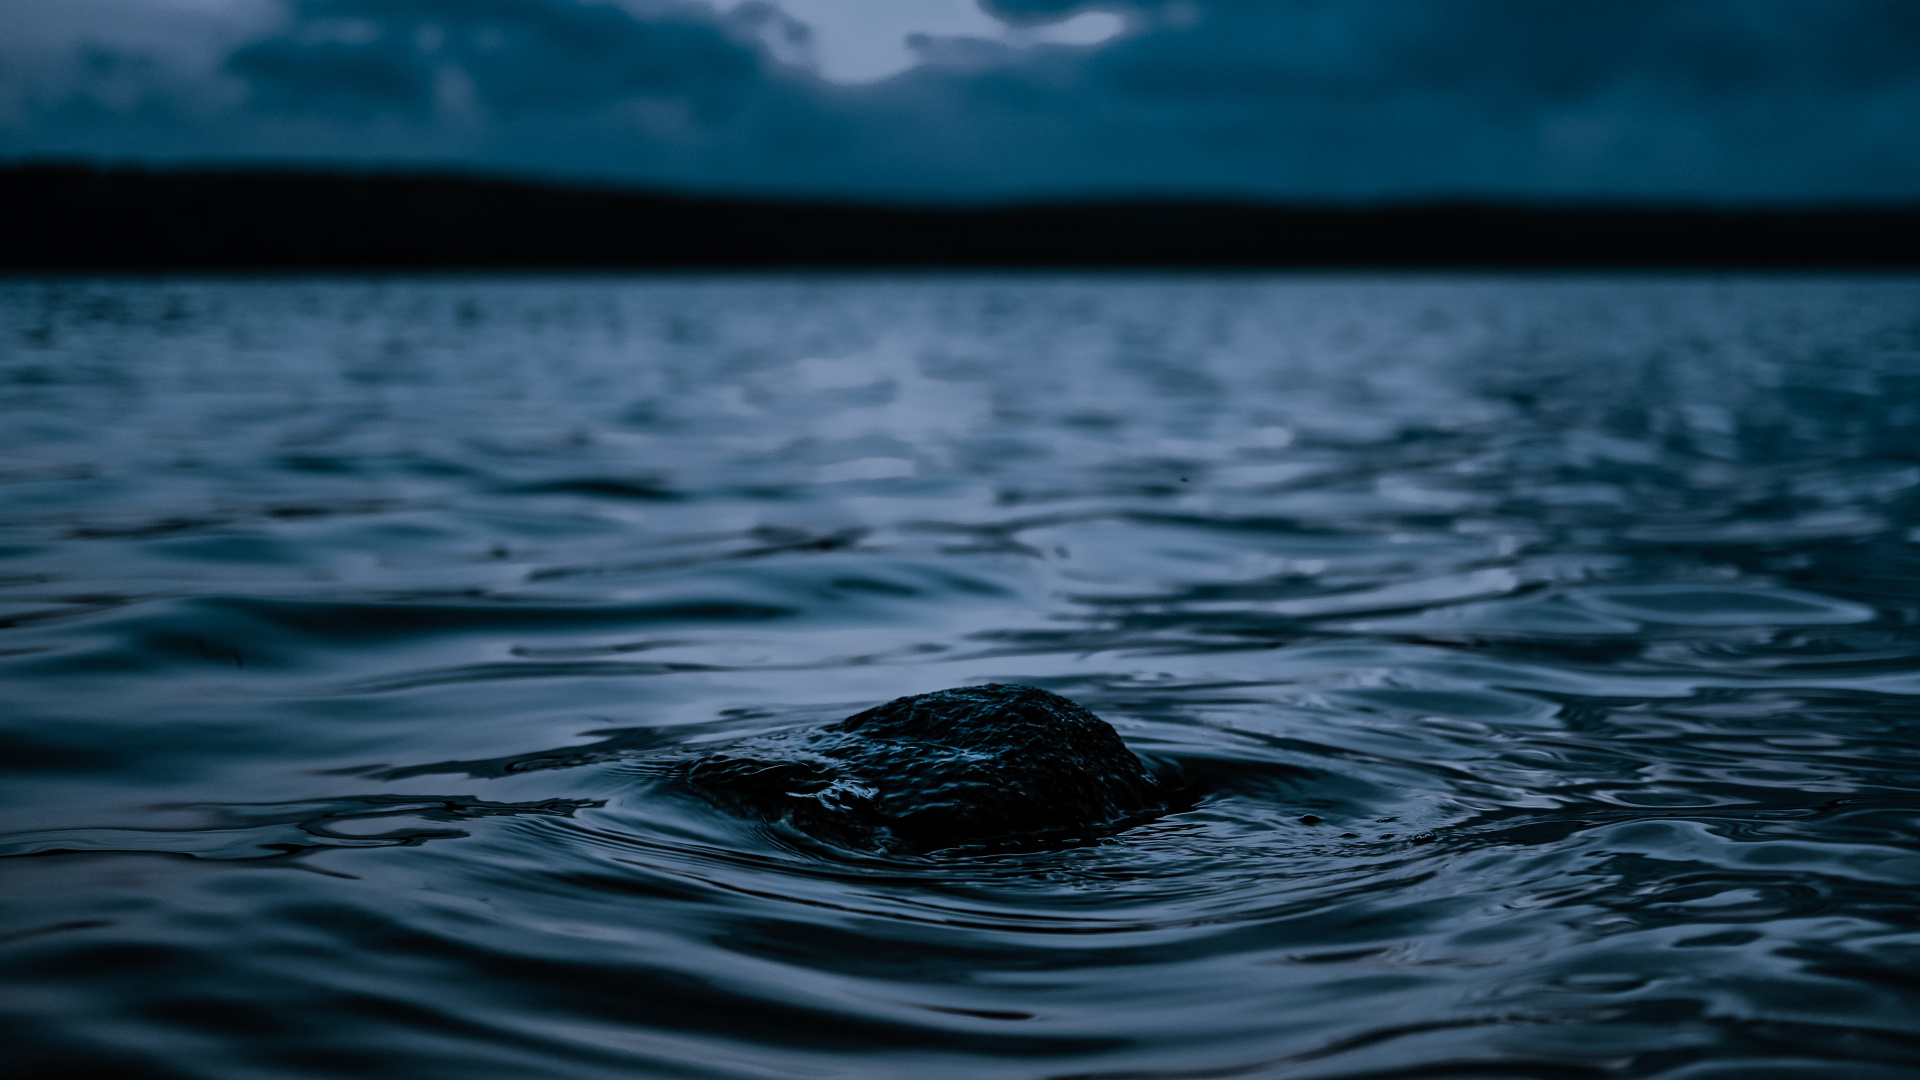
<box><xmin>3</xmin><ymin>275</ymin><xmax>1919</xmax><ymax>1079</ymax></box>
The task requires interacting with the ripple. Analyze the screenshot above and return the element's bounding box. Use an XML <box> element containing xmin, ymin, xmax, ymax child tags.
<box><xmin>6</xmin><ymin>275</ymin><xmax>1920</xmax><ymax>1080</ymax></box>
<box><xmin>1569</xmin><ymin>585</ymin><xmax>1877</xmax><ymax>628</ymax></box>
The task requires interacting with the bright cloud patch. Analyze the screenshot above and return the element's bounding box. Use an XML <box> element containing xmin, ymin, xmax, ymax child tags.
<box><xmin>704</xmin><ymin>0</ymin><xmax>1125</xmax><ymax>83</ymax></box>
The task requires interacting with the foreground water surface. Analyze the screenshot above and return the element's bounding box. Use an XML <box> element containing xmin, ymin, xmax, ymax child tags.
<box><xmin>3</xmin><ymin>274</ymin><xmax>1919</xmax><ymax>1080</ymax></box>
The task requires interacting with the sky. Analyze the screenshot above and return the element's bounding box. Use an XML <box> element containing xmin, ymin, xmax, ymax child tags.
<box><xmin>3</xmin><ymin>0</ymin><xmax>1919</xmax><ymax>203</ymax></box>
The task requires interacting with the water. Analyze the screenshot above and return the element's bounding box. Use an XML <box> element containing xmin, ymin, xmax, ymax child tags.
<box><xmin>3</xmin><ymin>274</ymin><xmax>1919</xmax><ymax>1080</ymax></box>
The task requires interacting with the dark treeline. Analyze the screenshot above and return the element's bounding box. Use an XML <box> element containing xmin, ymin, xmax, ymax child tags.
<box><xmin>7</xmin><ymin>164</ymin><xmax>1920</xmax><ymax>270</ymax></box>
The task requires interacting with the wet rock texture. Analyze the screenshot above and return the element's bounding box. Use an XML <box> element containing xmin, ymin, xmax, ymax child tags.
<box><xmin>683</xmin><ymin>684</ymin><xmax>1164</xmax><ymax>854</ymax></box>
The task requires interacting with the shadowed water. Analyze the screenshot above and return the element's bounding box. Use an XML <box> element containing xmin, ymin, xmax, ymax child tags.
<box><xmin>3</xmin><ymin>274</ymin><xmax>1919</xmax><ymax>1080</ymax></box>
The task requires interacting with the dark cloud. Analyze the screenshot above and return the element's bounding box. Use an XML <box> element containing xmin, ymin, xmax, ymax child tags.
<box><xmin>979</xmin><ymin>0</ymin><xmax>1115</xmax><ymax>23</ymax></box>
<box><xmin>228</xmin><ymin>0</ymin><xmax>765</xmax><ymax>118</ymax></box>
<box><xmin>4</xmin><ymin>0</ymin><xmax>1919</xmax><ymax>201</ymax></box>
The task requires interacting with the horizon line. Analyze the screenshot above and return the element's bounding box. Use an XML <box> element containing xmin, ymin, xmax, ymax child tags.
<box><xmin>11</xmin><ymin>159</ymin><xmax>1920</xmax><ymax>215</ymax></box>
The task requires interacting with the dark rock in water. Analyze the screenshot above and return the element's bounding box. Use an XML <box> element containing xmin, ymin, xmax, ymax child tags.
<box><xmin>682</xmin><ymin>684</ymin><xmax>1164</xmax><ymax>854</ymax></box>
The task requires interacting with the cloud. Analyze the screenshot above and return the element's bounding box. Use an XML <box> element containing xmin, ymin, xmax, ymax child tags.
<box><xmin>228</xmin><ymin>0</ymin><xmax>765</xmax><ymax>118</ymax></box>
<box><xmin>2</xmin><ymin>0</ymin><xmax>1918</xmax><ymax>201</ymax></box>
<box><xmin>699</xmin><ymin>0</ymin><xmax>1122</xmax><ymax>84</ymax></box>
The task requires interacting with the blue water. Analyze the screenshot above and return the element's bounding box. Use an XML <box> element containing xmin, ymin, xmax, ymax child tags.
<box><xmin>3</xmin><ymin>274</ymin><xmax>1919</xmax><ymax>1080</ymax></box>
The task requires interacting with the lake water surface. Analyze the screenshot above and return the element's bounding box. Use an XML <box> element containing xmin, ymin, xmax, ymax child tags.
<box><xmin>4</xmin><ymin>274</ymin><xmax>1919</xmax><ymax>1079</ymax></box>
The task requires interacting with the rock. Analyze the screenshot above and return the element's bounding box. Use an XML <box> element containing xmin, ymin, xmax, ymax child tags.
<box><xmin>682</xmin><ymin>684</ymin><xmax>1165</xmax><ymax>854</ymax></box>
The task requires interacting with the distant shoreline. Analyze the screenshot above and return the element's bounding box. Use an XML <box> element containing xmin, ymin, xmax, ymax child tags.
<box><xmin>8</xmin><ymin>164</ymin><xmax>1920</xmax><ymax>270</ymax></box>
